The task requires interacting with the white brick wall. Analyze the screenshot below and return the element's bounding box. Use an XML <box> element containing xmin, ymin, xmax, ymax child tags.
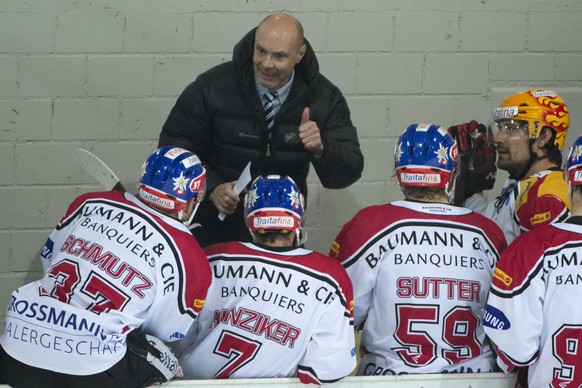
<box><xmin>1</xmin><ymin>0</ymin><xmax>582</xmax><ymax>320</ymax></box>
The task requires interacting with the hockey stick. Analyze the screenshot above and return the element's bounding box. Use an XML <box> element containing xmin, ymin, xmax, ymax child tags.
<box><xmin>73</xmin><ymin>148</ymin><xmax>126</xmax><ymax>191</ymax></box>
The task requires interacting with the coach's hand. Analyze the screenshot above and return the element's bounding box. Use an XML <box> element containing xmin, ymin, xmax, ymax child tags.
<box><xmin>210</xmin><ymin>181</ymin><xmax>240</xmax><ymax>215</ymax></box>
<box><xmin>299</xmin><ymin>107</ymin><xmax>324</xmax><ymax>157</ymax></box>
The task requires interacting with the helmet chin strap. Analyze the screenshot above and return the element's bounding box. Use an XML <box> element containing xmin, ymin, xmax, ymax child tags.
<box><xmin>182</xmin><ymin>202</ymin><xmax>201</xmax><ymax>227</ymax></box>
<box><xmin>510</xmin><ymin>139</ymin><xmax>546</xmax><ymax>180</ymax></box>
<box><xmin>250</xmin><ymin>229</ymin><xmax>258</xmax><ymax>243</ymax></box>
<box><xmin>445</xmin><ymin>179</ymin><xmax>455</xmax><ymax>204</ymax></box>
<box><xmin>296</xmin><ymin>229</ymin><xmax>308</xmax><ymax>247</ymax></box>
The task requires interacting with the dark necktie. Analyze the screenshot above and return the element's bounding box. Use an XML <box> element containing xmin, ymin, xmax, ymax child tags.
<box><xmin>263</xmin><ymin>91</ymin><xmax>278</xmax><ymax>130</ymax></box>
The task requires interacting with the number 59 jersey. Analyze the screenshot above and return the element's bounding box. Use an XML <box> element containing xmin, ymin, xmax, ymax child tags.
<box><xmin>330</xmin><ymin>200</ymin><xmax>507</xmax><ymax>375</ymax></box>
<box><xmin>484</xmin><ymin>220</ymin><xmax>582</xmax><ymax>388</ymax></box>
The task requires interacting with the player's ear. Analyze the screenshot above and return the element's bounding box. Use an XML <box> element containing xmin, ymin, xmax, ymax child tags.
<box><xmin>537</xmin><ymin>127</ymin><xmax>553</xmax><ymax>148</ymax></box>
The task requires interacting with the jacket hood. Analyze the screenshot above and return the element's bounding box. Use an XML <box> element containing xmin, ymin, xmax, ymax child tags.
<box><xmin>232</xmin><ymin>27</ymin><xmax>320</xmax><ymax>87</ymax></box>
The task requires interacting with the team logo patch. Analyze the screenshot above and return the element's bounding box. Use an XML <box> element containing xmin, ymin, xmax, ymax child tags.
<box><xmin>532</xmin><ymin>90</ymin><xmax>557</xmax><ymax>98</ymax></box>
<box><xmin>284</xmin><ymin>132</ymin><xmax>300</xmax><ymax>146</ymax></box>
<box><xmin>493</xmin><ymin>267</ymin><xmax>512</xmax><ymax>286</ymax></box>
<box><xmin>41</xmin><ymin>238</ymin><xmax>54</xmax><ymax>261</ymax></box>
<box><xmin>330</xmin><ymin>241</ymin><xmax>340</xmax><ymax>257</ymax></box>
<box><xmin>193</xmin><ymin>298</ymin><xmax>205</xmax><ymax>309</ymax></box>
<box><xmin>287</xmin><ymin>188</ymin><xmax>302</xmax><ymax>209</ymax></box>
<box><xmin>172</xmin><ymin>172</ymin><xmax>190</xmax><ymax>194</ymax></box>
<box><xmin>493</xmin><ymin>106</ymin><xmax>518</xmax><ymax>120</ymax></box>
<box><xmin>190</xmin><ymin>176</ymin><xmax>204</xmax><ymax>191</ymax></box>
<box><xmin>246</xmin><ymin>188</ymin><xmax>258</xmax><ymax>208</ymax></box>
<box><xmin>140</xmin><ymin>190</ymin><xmax>175</xmax><ymax>210</ymax></box>
<box><xmin>435</xmin><ymin>143</ymin><xmax>450</xmax><ymax>165</ymax></box>
<box><xmin>400</xmin><ymin>172</ymin><xmax>441</xmax><ymax>184</ymax></box>
<box><xmin>483</xmin><ymin>305</ymin><xmax>511</xmax><ymax>330</ymax></box>
<box><xmin>530</xmin><ymin>211</ymin><xmax>551</xmax><ymax>226</ymax></box>
<box><xmin>450</xmin><ymin>143</ymin><xmax>459</xmax><ymax>161</ymax></box>
<box><xmin>570</xmin><ymin>145</ymin><xmax>582</xmax><ymax>161</ymax></box>
<box><xmin>181</xmin><ymin>154</ymin><xmax>201</xmax><ymax>168</ymax></box>
<box><xmin>164</xmin><ymin>147</ymin><xmax>188</xmax><ymax>159</ymax></box>
<box><xmin>170</xmin><ymin>332</ymin><xmax>185</xmax><ymax>340</ymax></box>
<box><xmin>253</xmin><ymin>216</ymin><xmax>294</xmax><ymax>228</ymax></box>
<box><xmin>394</xmin><ymin>143</ymin><xmax>403</xmax><ymax>164</ymax></box>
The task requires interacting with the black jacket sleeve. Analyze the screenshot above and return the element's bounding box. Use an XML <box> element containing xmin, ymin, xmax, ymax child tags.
<box><xmin>310</xmin><ymin>77</ymin><xmax>364</xmax><ymax>189</ymax></box>
<box><xmin>158</xmin><ymin>76</ymin><xmax>225</xmax><ymax>192</ymax></box>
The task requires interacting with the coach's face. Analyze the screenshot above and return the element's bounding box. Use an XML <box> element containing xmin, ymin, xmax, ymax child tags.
<box><xmin>253</xmin><ymin>16</ymin><xmax>306</xmax><ymax>91</ymax></box>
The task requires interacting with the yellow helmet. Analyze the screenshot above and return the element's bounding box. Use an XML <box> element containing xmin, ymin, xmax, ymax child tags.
<box><xmin>493</xmin><ymin>89</ymin><xmax>569</xmax><ymax>150</ymax></box>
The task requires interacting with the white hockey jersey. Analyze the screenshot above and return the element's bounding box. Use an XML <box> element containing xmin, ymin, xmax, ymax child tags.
<box><xmin>472</xmin><ymin>170</ymin><xmax>570</xmax><ymax>244</ymax></box>
<box><xmin>330</xmin><ymin>200</ymin><xmax>507</xmax><ymax>375</ymax></box>
<box><xmin>178</xmin><ymin>242</ymin><xmax>356</xmax><ymax>384</ymax></box>
<box><xmin>0</xmin><ymin>191</ymin><xmax>212</xmax><ymax>375</ymax></box>
<box><xmin>484</xmin><ymin>217</ymin><xmax>582</xmax><ymax>388</ymax></box>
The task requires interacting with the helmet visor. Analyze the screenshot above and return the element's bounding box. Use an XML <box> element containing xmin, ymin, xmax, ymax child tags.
<box><xmin>493</xmin><ymin>119</ymin><xmax>528</xmax><ymax>136</ymax></box>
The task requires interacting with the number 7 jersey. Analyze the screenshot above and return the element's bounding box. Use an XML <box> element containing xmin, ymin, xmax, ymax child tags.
<box><xmin>177</xmin><ymin>241</ymin><xmax>356</xmax><ymax>384</ymax></box>
<box><xmin>330</xmin><ymin>200</ymin><xmax>507</xmax><ymax>375</ymax></box>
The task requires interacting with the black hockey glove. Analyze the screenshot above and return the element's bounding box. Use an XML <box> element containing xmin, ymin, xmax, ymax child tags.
<box><xmin>127</xmin><ymin>329</ymin><xmax>183</xmax><ymax>383</ymax></box>
<box><xmin>448</xmin><ymin>120</ymin><xmax>497</xmax><ymax>201</ymax></box>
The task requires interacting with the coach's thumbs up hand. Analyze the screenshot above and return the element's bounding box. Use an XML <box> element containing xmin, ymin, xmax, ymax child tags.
<box><xmin>298</xmin><ymin>107</ymin><xmax>324</xmax><ymax>157</ymax></box>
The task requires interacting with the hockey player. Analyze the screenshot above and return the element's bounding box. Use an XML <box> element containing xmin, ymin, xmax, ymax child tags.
<box><xmin>176</xmin><ymin>174</ymin><xmax>356</xmax><ymax>384</ymax></box>
<box><xmin>0</xmin><ymin>146</ymin><xmax>212</xmax><ymax>388</ymax></box>
<box><xmin>483</xmin><ymin>134</ymin><xmax>582</xmax><ymax>388</ymax></box>
<box><xmin>330</xmin><ymin>124</ymin><xmax>507</xmax><ymax>375</ymax></box>
<box><xmin>449</xmin><ymin>89</ymin><xmax>571</xmax><ymax>244</ymax></box>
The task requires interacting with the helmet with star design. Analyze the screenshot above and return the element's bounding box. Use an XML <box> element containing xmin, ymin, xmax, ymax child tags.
<box><xmin>139</xmin><ymin>146</ymin><xmax>206</xmax><ymax>225</ymax></box>
<box><xmin>394</xmin><ymin>123</ymin><xmax>458</xmax><ymax>189</ymax></box>
<box><xmin>565</xmin><ymin>134</ymin><xmax>582</xmax><ymax>188</ymax></box>
<box><xmin>244</xmin><ymin>175</ymin><xmax>305</xmax><ymax>240</ymax></box>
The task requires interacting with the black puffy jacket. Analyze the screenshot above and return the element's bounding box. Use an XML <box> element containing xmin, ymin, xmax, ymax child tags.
<box><xmin>159</xmin><ymin>27</ymin><xmax>364</xmax><ymax>246</ymax></box>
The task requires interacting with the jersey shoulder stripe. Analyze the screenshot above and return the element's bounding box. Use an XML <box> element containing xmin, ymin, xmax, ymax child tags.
<box><xmin>298</xmin><ymin>364</ymin><xmax>343</xmax><ymax>384</ymax></box>
<box><xmin>491</xmin><ymin>225</ymin><xmax>582</xmax><ymax>297</ymax></box>
<box><xmin>206</xmin><ymin>243</ymin><xmax>353</xmax><ymax>310</ymax></box>
<box><xmin>340</xmin><ymin>217</ymin><xmax>503</xmax><ymax>269</ymax></box>
<box><xmin>496</xmin><ymin>344</ymin><xmax>539</xmax><ymax>368</ymax></box>
<box><xmin>330</xmin><ymin>201</ymin><xmax>506</xmax><ymax>267</ymax></box>
<box><xmin>57</xmin><ymin>191</ymin><xmax>210</xmax><ymax>319</ymax></box>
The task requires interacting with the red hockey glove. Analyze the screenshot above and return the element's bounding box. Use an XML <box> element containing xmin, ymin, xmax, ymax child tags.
<box><xmin>448</xmin><ymin>121</ymin><xmax>497</xmax><ymax>200</ymax></box>
<box><xmin>448</xmin><ymin>120</ymin><xmax>477</xmax><ymax>155</ymax></box>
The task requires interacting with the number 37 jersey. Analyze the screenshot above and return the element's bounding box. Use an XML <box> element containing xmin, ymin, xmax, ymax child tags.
<box><xmin>330</xmin><ymin>200</ymin><xmax>507</xmax><ymax>375</ymax></box>
<box><xmin>0</xmin><ymin>191</ymin><xmax>211</xmax><ymax>375</ymax></box>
